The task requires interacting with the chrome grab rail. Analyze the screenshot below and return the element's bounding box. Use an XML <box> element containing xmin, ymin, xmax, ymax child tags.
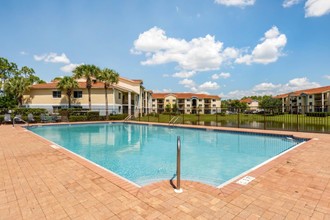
<box><xmin>169</xmin><ymin>116</ymin><xmax>181</xmax><ymax>125</ymax></box>
<box><xmin>174</xmin><ymin>136</ymin><xmax>183</xmax><ymax>193</ymax></box>
<box><xmin>124</xmin><ymin>115</ymin><xmax>133</xmax><ymax>121</ymax></box>
<box><xmin>13</xmin><ymin>116</ymin><xmax>29</xmax><ymax>127</ymax></box>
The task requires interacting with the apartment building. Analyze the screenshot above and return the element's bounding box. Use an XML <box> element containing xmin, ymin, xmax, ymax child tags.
<box><xmin>240</xmin><ymin>98</ymin><xmax>259</xmax><ymax>110</ymax></box>
<box><xmin>23</xmin><ymin>77</ymin><xmax>153</xmax><ymax>116</ymax></box>
<box><xmin>275</xmin><ymin>85</ymin><xmax>330</xmax><ymax>113</ymax></box>
<box><xmin>151</xmin><ymin>93</ymin><xmax>221</xmax><ymax>114</ymax></box>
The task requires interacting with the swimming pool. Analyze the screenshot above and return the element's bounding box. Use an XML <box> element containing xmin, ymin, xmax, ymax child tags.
<box><xmin>28</xmin><ymin>123</ymin><xmax>305</xmax><ymax>187</ymax></box>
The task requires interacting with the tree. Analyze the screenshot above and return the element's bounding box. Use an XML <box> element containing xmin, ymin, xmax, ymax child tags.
<box><xmin>96</xmin><ymin>68</ymin><xmax>119</xmax><ymax>120</ymax></box>
<box><xmin>73</xmin><ymin>64</ymin><xmax>101</xmax><ymax>110</ymax></box>
<box><xmin>1</xmin><ymin>57</ymin><xmax>43</xmax><ymax>108</ymax></box>
<box><xmin>172</xmin><ymin>103</ymin><xmax>178</xmax><ymax>113</ymax></box>
<box><xmin>165</xmin><ymin>104</ymin><xmax>171</xmax><ymax>113</ymax></box>
<box><xmin>0</xmin><ymin>57</ymin><xmax>17</xmax><ymax>80</ymax></box>
<box><xmin>0</xmin><ymin>57</ymin><xmax>18</xmax><ymax>94</ymax></box>
<box><xmin>57</xmin><ymin>76</ymin><xmax>79</xmax><ymax>108</ymax></box>
<box><xmin>4</xmin><ymin>76</ymin><xmax>30</xmax><ymax>106</ymax></box>
<box><xmin>259</xmin><ymin>96</ymin><xmax>282</xmax><ymax>113</ymax></box>
<box><xmin>228</xmin><ymin>100</ymin><xmax>248</xmax><ymax>112</ymax></box>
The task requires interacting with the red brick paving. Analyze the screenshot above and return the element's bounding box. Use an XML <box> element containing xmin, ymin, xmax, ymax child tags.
<box><xmin>1</xmin><ymin>122</ymin><xmax>330</xmax><ymax>219</ymax></box>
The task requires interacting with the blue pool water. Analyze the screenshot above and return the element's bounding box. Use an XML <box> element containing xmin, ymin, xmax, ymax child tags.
<box><xmin>28</xmin><ymin>123</ymin><xmax>305</xmax><ymax>186</ymax></box>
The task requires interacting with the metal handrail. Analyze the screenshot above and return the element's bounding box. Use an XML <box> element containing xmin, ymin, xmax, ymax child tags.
<box><xmin>12</xmin><ymin>116</ymin><xmax>29</xmax><ymax>127</ymax></box>
<box><xmin>124</xmin><ymin>114</ymin><xmax>133</xmax><ymax>121</ymax></box>
<box><xmin>174</xmin><ymin>136</ymin><xmax>183</xmax><ymax>193</ymax></box>
<box><xmin>169</xmin><ymin>116</ymin><xmax>181</xmax><ymax>125</ymax></box>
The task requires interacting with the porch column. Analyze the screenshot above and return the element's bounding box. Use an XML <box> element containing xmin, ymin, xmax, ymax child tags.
<box><xmin>128</xmin><ymin>91</ymin><xmax>131</xmax><ymax>116</ymax></box>
<box><xmin>145</xmin><ymin>91</ymin><xmax>148</xmax><ymax>114</ymax></box>
<box><xmin>138</xmin><ymin>91</ymin><xmax>142</xmax><ymax>117</ymax></box>
<box><xmin>113</xmin><ymin>88</ymin><xmax>116</xmax><ymax>113</ymax></box>
<box><xmin>282</xmin><ymin>98</ymin><xmax>285</xmax><ymax>113</ymax></box>
<box><xmin>322</xmin><ymin>93</ymin><xmax>324</xmax><ymax>112</ymax></box>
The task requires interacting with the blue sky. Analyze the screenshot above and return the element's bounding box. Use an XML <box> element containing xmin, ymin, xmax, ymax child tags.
<box><xmin>1</xmin><ymin>0</ymin><xmax>330</xmax><ymax>99</ymax></box>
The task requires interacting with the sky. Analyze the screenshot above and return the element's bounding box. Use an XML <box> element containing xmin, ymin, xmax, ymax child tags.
<box><xmin>0</xmin><ymin>0</ymin><xmax>330</xmax><ymax>99</ymax></box>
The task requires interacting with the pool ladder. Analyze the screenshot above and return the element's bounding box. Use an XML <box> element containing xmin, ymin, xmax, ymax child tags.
<box><xmin>169</xmin><ymin>116</ymin><xmax>181</xmax><ymax>126</ymax></box>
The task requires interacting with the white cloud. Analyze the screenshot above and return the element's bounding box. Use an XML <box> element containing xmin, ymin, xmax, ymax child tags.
<box><xmin>132</xmin><ymin>27</ymin><xmax>224</xmax><ymax>72</ymax></box>
<box><xmin>324</xmin><ymin>75</ymin><xmax>330</xmax><ymax>80</ymax></box>
<box><xmin>282</xmin><ymin>0</ymin><xmax>302</xmax><ymax>8</ymax></box>
<box><xmin>214</xmin><ymin>0</ymin><xmax>255</xmax><ymax>7</ymax></box>
<box><xmin>172</xmin><ymin>71</ymin><xmax>196</xmax><ymax>78</ymax></box>
<box><xmin>199</xmin><ymin>81</ymin><xmax>220</xmax><ymax>90</ymax></box>
<box><xmin>235</xmin><ymin>26</ymin><xmax>287</xmax><ymax>65</ymax></box>
<box><xmin>153</xmin><ymin>88</ymin><xmax>172</xmax><ymax>93</ymax></box>
<box><xmin>60</xmin><ymin>63</ymin><xmax>83</xmax><ymax>73</ymax></box>
<box><xmin>179</xmin><ymin>79</ymin><xmax>196</xmax><ymax>88</ymax></box>
<box><xmin>34</xmin><ymin>53</ymin><xmax>70</xmax><ymax>64</ymax></box>
<box><xmin>305</xmin><ymin>0</ymin><xmax>330</xmax><ymax>17</ymax></box>
<box><xmin>212</xmin><ymin>72</ymin><xmax>231</xmax><ymax>80</ymax></box>
<box><xmin>179</xmin><ymin>79</ymin><xmax>219</xmax><ymax>93</ymax></box>
<box><xmin>253</xmin><ymin>82</ymin><xmax>281</xmax><ymax>91</ymax></box>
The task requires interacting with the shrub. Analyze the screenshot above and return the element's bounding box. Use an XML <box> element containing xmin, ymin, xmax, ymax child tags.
<box><xmin>108</xmin><ymin>114</ymin><xmax>128</xmax><ymax>120</ymax></box>
<box><xmin>12</xmin><ymin>108</ymin><xmax>47</xmax><ymax>116</ymax></box>
<box><xmin>147</xmin><ymin>113</ymin><xmax>159</xmax><ymax>117</ymax></box>
<box><xmin>306</xmin><ymin>112</ymin><xmax>330</xmax><ymax>117</ymax></box>
<box><xmin>69</xmin><ymin>116</ymin><xmax>87</xmax><ymax>122</ymax></box>
<box><xmin>87</xmin><ymin>111</ymin><xmax>100</xmax><ymax>121</ymax></box>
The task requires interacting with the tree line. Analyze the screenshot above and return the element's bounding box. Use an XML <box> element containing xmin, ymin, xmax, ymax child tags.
<box><xmin>221</xmin><ymin>95</ymin><xmax>281</xmax><ymax>111</ymax></box>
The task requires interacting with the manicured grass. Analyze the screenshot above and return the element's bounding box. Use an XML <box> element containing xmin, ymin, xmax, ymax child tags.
<box><xmin>133</xmin><ymin>113</ymin><xmax>330</xmax><ymax>132</ymax></box>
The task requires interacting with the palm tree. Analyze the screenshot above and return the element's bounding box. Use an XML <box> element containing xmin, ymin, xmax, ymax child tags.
<box><xmin>57</xmin><ymin>76</ymin><xmax>79</xmax><ymax>108</ymax></box>
<box><xmin>97</xmin><ymin>68</ymin><xmax>119</xmax><ymax>120</ymax></box>
<box><xmin>4</xmin><ymin>76</ymin><xmax>30</xmax><ymax>106</ymax></box>
<box><xmin>73</xmin><ymin>64</ymin><xmax>101</xmax><ymax>110</ymax></box>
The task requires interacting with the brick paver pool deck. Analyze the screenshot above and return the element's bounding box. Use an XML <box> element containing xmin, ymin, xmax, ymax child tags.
<box><xmin>1</xmin><ymin>122</ymin><xmax>330</xmax><ymax>219</ymax></box>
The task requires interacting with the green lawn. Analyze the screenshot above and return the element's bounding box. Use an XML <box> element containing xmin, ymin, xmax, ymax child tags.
<box><xmin>133</xmin><ymin>113</ymin><xmax>330</xmax><ymax>132</ymax></box>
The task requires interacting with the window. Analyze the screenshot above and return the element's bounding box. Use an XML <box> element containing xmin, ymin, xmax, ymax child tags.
<box><xmin>118</xmin><ymin>93</ymin><xmax>121</xmax><ymax>99</ymax></box>
<box><xmin>309</xmin><ymin>102</ymin><xmax>313</xmax><ymax>106</ymax></box>
<box><xmin>199</xmin><ymin>104</ymin><xmax>202</xmax><ymax>106</ymax></box>
<box><xmin>309</xmin><ymin>95</ymin><xmax>312</xmax><ymax>99</ymax></box>
<box><xmin>186</xmin><ymin>99</ymin><xmax>190</xmax><ymax>101</ymax></box>
<box><xmin>212</xmin><ymin>104</ymin><xmax>216</xmax><ymax>107</ymax></box>
<box><xmin>152</xmin><ymin>99</ymin><xmax>155</xmax><ymax>102</ymax></box>
<box><xmin>187</xmin><ymin>104</ymin><xmax>190</xmax><ymax>107</ymax></box>
<box><xmin>212</xmin><ymin>99</ymin><xmax>216</xmax><ymax>102</ymax></box>
<box><xmin>52</xmin><ymin>91</ymin><xmax>61</xmax><ymax>98</ymax></box>
<box><xmin>152</xmin><ymin>104</ymin><xmax>155</xmax><ymax>107</ymax></box>
<box><xmin>74</xmin><ymin>91</ymin><xmax>82</xmax><ymax>98</ymax></box>
<box><xmin>298</xmin><ymin>97</ymin><xmax>301</xmax><ymax>100</ymax></box>
<box><xmin>199</xmin><ymin>99</ymin><xmax>202</xmax><ymax>102</ymax></box>
<box><xmin>166</xmin><ymin>99</ymin><xmax>169</xmax><ymax>102</ymax></box>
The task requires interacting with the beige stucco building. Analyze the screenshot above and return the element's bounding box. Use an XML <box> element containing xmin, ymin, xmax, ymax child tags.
<box><xmin>275</xmin><ymin>85</ymin><xmax>330</xmax><ymax>113</ymax></box>
<box><xmin>23</xmin><ymin>77</ymin><xmax>153</xmax><ymax>116</ymax></box>
<box><xmin>240</xmin><ymin>98</ymin><xmax>259</xmax><ymax>110</ymax></box>
<box><xmin>151</xmin><ymin>93</ymin><xmax>221</xmax><ymax>114</ymax></box>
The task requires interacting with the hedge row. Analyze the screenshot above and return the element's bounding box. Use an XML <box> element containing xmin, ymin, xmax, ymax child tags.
<box><xmin>306</xmin><ymin>112</ymin><xmax>330</xmax><ymax>117</ymax></box>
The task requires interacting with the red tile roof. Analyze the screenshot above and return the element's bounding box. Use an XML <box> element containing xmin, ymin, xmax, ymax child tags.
<box><xmin>152</xmin><ymin>93</ymin><xmax>220</xmax><ymax>99</ymax></box>
<box><xmin>240</xmin><ymin>98</ymin><xmax>253</xmax><ymax>104</ymax></box>
<box><xmin>275</xmin><ymin>85</ymin><xmax>330</xmax><ymax>98</ymax></box>
<box><xmin>30</xmin><ymin>81</ymin><xmax>106</xmax><ymax>89</ymax></box>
